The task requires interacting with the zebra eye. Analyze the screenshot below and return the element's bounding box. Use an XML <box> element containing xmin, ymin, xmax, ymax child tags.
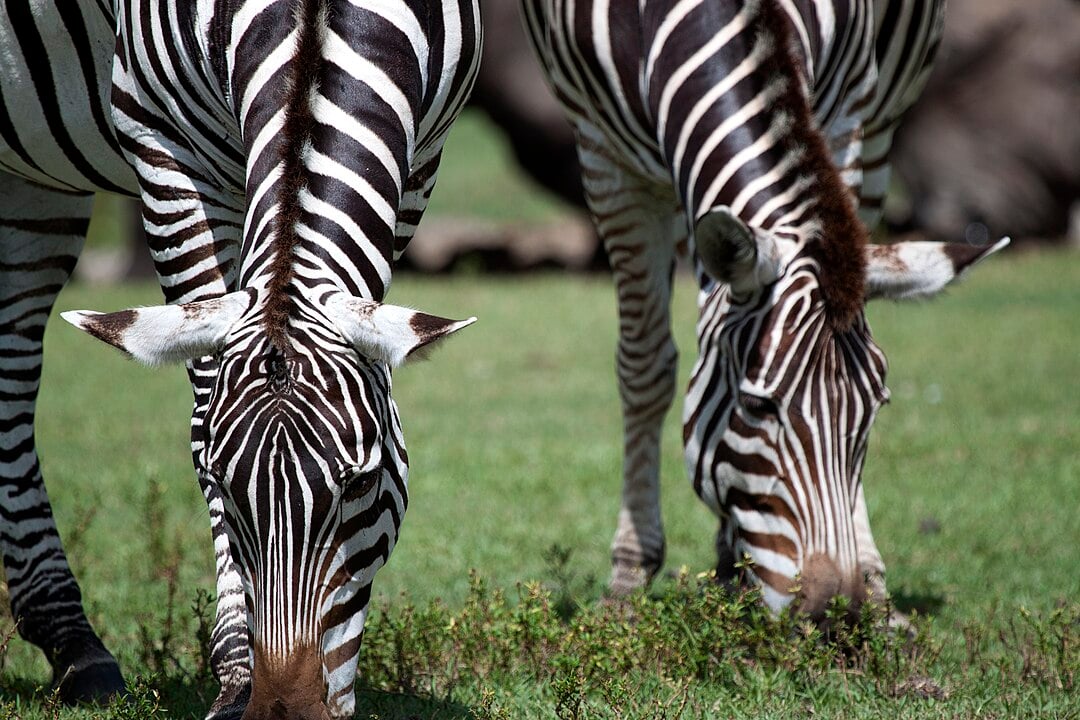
<box><xmin>739</xmin><ymin>392</ymin><xmax>779</xmax><ymax>417</ymax></box>
<box><xmin>341</xmin><ymin>467</ymin><xmax>381</xmax><ymax>499</ymax></box>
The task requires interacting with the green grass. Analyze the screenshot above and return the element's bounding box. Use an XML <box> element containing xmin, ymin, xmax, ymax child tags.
<box><xmin>1</xmin><ymin>248</ymin><xmax>1077</xmax><ymax>718</ymax></box>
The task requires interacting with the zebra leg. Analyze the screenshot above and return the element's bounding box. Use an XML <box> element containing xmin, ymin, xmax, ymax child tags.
<box><xmin>187</xmin><ymin>359</ymin><xmax>251</xmax><ymax>720</ymax></box>
<box><xmin>852</xmin><ymin>482</ymin><xmax>887</xmax><ymax>600</ymax></box>
<box><xmin>139</xmin><ymin>213</ymin><xmax>250</xmax><ymax>717</ymax></box>
<box><xmin>0</xmin><ymin>177</ymin><xmax>125</xmax><ymax>702</ymax></box>
<box><xmin>577</xmin><ymin>136</ymin><xmax>683</xmax><ymax>595</ymax></box>
<box><xmin>107</xmin><ymin>129</ymin><xmax>249</xmax><ymax>712</ymax></box>
<box><xmin>197</xmin><ymin>480</ymin><xmax>251</xmax><ymax>719</ymax></box>
<box><xmin>851</xmin><ymin>481</ymin><xmax>911</xmax><ymax>630</ymax></box>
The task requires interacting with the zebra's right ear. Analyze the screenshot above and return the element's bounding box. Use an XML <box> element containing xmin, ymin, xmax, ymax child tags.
<box><xmin>865</xmin><ymin>238</ymin><xmax>1009</xmax><ymax>301</ymax></box>
<box><xmin>694</xmin><ymin>208</ymin><xmax>783</xmax><ymax>294</ymax></box>
<box><xmin>61</xmin><ymin>291</ymin><xmax>252</xmax><ymax>366</ymax></box>
<box><xmin>324</xmin><ymin>294</ymin><xmax>476</xmax><ymax>368</ymax></box>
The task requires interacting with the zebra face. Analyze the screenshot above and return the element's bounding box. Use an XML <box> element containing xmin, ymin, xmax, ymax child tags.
<box><xmin>687</xmin><ymin>208</ymin><xmax>1009</xmax><ymax>619</ymax></box>
<box><xmin>200</xmin><ymin>335</ymin><xmax>402</xmax><ymax>717</ymax></box>
<box><xmin>62</xmin><ymin>290</ymin><xmax>474</xmax><ymax>717</ymax></box>
<box><xmin>684</xmin><ymin>256</ymin><xmax>889</xmax><ymax>617</ymax></box>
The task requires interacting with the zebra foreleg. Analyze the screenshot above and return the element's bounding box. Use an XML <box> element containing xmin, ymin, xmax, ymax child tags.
<box><xmin>851</xmin><ymin>481</ymin><xmax>910</xmax><ymax>630</ymax></box>
<box><xmin>607</xmin><ymin>230</ymin><xmax>680</xmax><ymax>595</ymax></box>
<box><xmin>200</xmin><ymin>484</ymin><xmax>252</xmax><ymax>720</ymax></box>
<box><xmin>578</xmin><ymin>140</ymin><xmax>683</xmax><ymax>595</ymax></box>
<box><xmin>0</xmin><ymin>178</ymin><xmax>125</xmax><ymax>702</ymax></box>
<box><xmin>186</xmin><ymin>359</ymin><xmax>252</xmax><ymax>720</ymax></box>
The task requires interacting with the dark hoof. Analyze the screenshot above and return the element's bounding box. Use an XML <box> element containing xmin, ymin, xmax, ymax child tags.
<box><xmin>52</xmin><ymin>650</ymin><xmax>126</xmax><ymax>705</ymax></box>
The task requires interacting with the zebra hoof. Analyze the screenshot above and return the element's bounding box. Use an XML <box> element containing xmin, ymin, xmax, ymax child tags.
<box><xmin>52</xmin><ymin>648</ymin><xmax>126</xmax><ymax>705</ymax></box>
<box><xmin>607</xmin><ymin>562</ymin><xmax>652</xmax><ymax>597</ymax></box>
<box><xmin>608</xmin><ymin>544</ymin><xmax>665</xmax><ymax>597</ymax></box>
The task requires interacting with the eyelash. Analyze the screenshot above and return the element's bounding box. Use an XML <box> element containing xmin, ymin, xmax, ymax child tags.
<box><xmin>343</xmin><ymin>468</ymin><xmax>381</xmax><ymax>498</ymax></box>
<box><xmin>739</xmin><ymin>392</ymin><xmax>779</xmax><ymax>417</ymax></box>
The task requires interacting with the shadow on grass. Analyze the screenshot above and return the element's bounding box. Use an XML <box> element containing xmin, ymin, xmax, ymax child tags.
<box><xmin>0</xmin><ymin>674</ymin><xmax>47</xmax><ymax>704</ymax></box>
<box><xmin>0</xmin><ymin>676</ymin><xmax>475</xmax><ymax>720</ymax></box>
<box><xmin>357</xmin><ymin>687</ymin><xmax>475</xmax><ymax>719</ymax></box>
<box><xmin>891</xmin><ymin>589</ymin><xmax>946</xmax><ymax>616</ymax></box>
<box><xmin>0</xmin><ymin>673</ymin><xmax>214</xmax><ymax>719</ymax></box>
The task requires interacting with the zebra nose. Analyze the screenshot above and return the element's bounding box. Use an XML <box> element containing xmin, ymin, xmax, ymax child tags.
<box><xmin>240</xmin><ymin>700</ymin><xmax>331</xmax><ymax>720</ymax></box>
<box><xmin>796</xmin><ymin>553</ymin><xmax>866</xmax><ymax>621</ymax></box>
<box><xmin>243</xmin><ymin>644</ymin><xmax>330</xmax><ymax>720</ymax></box>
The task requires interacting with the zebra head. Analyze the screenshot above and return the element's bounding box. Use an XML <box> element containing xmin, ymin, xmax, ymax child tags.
<box><xmin>63</xmin><ymin>290</ymin><xmax>473</xmax><ymax>718</ymax></box>
<box><xmin>687</xmin><ymin>208</ymin><xmax>1006</xmax><ymax>619</ymax></box>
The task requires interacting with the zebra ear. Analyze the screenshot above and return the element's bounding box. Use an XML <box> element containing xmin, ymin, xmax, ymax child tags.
<box><xmin>694</xmin><ymin>208</ymin><xmax>782</xmax><ymax>293</ymax></box>
<box><xmin>324</xmin><ymin>295</ymin><xmax>476</xmax><ymax>368</ymax></box>
<box><xmin>865</xmin><ymin>237</ymin><xmax>1009</xmax><ymax>301</ymax></box>
<box><xmin>60</xmin><ymin>291</ymin><xmax>252</xmax><ymax>366</ymax></box>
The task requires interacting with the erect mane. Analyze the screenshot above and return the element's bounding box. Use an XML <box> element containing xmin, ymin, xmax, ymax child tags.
<box><xmin>265</xmin><ymin>0</ymin><xmax>326</xmax><ymax>351</ymax></box>
<box><xmin>756</xmin><ymin>0</ymin><xmax>868</xmax><ymax>330</ymax></box>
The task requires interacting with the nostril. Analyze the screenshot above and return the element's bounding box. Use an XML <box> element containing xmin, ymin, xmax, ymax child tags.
<box><xmin>797</xmin><ymin>553</ymin><xmax>865</xmax><ymax>621</ymax></box>
<box><xmin>241</xmin><ymin>700</ymin><xmax>330</xmax><ymax>720</ymax></box>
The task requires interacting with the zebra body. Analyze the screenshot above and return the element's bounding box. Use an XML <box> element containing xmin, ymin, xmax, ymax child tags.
<box><xmin>523</xmin><ymin>0</ymin><xmax>1005</xmax><ymax>616</ymax></box>
<box><xmin>1</xmin><ymin>2</ymin><xmax>479</xmax><ymax>717</ymax></box>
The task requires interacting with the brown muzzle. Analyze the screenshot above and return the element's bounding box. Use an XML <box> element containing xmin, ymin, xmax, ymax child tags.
<box><xmin>241</xmin><ymin>645</ymin><xmax>331</xmax><ymax>720</ymax></box>
<box><xmin>796</xmin><ymin>553</ymin><xmax>866</xmax><ymax>621</ymax></box>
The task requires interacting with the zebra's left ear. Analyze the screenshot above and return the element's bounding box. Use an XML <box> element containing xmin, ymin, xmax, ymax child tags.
<box><xmin>324</xmin><ymin>295</ymin><xmax>476</xmax><ymax>368</ymax></box>
<box><xmin>60</xmin><ymin>291</ymin><xmax>253</xmax><ymax>366</ymax></box>
<box><xmin>865</xmin><ymin>238</ymin><xmax>1010</xmax><ymax>301</ymax></box>
<box><xmin>694</xmin><ymin>208</ymin><xmax>784</xmax><ymax>294</ymax></box>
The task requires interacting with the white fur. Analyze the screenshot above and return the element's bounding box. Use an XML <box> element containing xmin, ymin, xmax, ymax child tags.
<box><xmin>866</xmin><ymin>237</ymin><xmax>1009</xmax><ymax>301</ymax></box>
<box><xmin>322</xmin><ymin>294</ymin><xmax>475</xmax><ymax>367</ymax></box>
<box><xmin>61</xmin><ymin>291</ymin><xmax>251</xmax><ymax>365</ymax></box>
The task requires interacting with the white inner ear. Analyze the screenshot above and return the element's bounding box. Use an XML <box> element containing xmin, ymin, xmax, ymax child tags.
<box><xmin>865</xmin><ymin>243</ymin><xmax>954</xmax><ymax>300</ymax></box>
<box><xmin>865</xmin><ymin>238</ymin><xmax>1008</xmax><ymax>301</ymax></box>
<box><xmin>60</xmin><ymin>291</ymin><xmax>251</xmax><ymax>366</ymax></box>
<box><xmin>323</xmin><ymin>294</ymin><xmax>475</xmax><ymax>368</ymax></box>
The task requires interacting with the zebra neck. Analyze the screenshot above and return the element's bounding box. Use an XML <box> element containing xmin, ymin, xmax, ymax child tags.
<box><xmin>226</xmin><ymin>0</ymin><xmax>415</xmax><ymax>344</ymax></box>
<box><xmin>644</xmin><ymin>0</ymin><xmax>868</xmax><ymax>326</ymax></box>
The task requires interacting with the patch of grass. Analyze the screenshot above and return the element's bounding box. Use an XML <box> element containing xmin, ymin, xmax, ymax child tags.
<box><xmin>1</xmin><ymin>249</ymin><xmax>1077</xmax><ymax>718</ymax></box>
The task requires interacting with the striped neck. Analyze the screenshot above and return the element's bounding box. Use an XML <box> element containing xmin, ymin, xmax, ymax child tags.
<box><xmin>642</xmin><ymin>0</ymin><xmax>867</xmax><ymax>327</ymax></box>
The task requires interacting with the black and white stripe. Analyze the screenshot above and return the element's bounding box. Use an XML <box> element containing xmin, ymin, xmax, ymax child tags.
<box><xmin>523</xmin><ymin>0</ymin><xmax>1003</xmax><ymax>618</ymax></box>
<box><xmin>2</xmin><ymin>1</ymin><xmax>479</xmax><ymax>716</ymax></box>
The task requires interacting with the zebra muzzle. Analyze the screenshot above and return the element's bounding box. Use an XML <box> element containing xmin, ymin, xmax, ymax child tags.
<box><xmin>796</xmin><ymin>553</ymin><xmax>866</xmax><ymax>621</ymax></box>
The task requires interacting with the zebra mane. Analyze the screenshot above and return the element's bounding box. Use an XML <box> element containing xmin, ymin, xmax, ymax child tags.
<box><xmin>756</xmin><ymin>0</ymin><xmax>868</xmax><ymax>330</ymax></box>
<box><xmin>266</xmin><ymin>0</ymin><xmax>327</xmax><ymax>351</ymax></box>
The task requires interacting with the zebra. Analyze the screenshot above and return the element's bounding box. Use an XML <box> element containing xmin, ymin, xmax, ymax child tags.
<box><xmin>522</xmin><ymin>0</ymin><xmax>1007</xmax><ymax>619</ymax></box>
<box><xmin>1</xmin><ymin>1</ymin><xmax>479</xmax><ymax>717</ymax></box>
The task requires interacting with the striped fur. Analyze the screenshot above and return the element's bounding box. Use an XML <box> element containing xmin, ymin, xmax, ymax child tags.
<box><xmin>1</xmin><ymin>1</ymin><xmax>479</xmax><ymax>717</ymax></box>
<box><xmin>522</xmin><ymin>0</ymin><xmax>952</xmax><ymax>616</ymax></box>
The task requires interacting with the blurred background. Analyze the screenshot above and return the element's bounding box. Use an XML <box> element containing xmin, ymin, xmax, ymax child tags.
<box><xmin>79</xmin><ymin>0</ymin><xmax>1080</xmax><ymax>284</ymax></box>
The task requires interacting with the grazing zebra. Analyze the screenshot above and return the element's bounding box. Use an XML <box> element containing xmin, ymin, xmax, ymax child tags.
<box><xmin>1</xmin><ymin>1</ymin><xmax>479</xmax><ymax>717</ymax></box>
<box><xmin>522</xmin><ymin>0</ymin><xmax>1007</xmax><ymax>618</ymax></box>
